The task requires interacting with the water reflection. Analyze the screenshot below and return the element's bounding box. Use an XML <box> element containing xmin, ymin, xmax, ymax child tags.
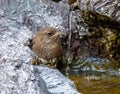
<box><xmin>69</xmin><ymin>71</ymin><xmax>120</xmax><ymax>94</ymax></box>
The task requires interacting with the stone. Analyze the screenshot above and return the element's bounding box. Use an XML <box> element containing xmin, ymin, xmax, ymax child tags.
<box><xmin>0</xmin><ymin>0</ymin><xmax>80</xmax><ymax>93</ymax></box>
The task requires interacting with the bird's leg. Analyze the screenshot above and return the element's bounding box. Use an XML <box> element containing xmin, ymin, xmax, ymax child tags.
<box><xmin>32</xmin><ymin>56</ymin><xmax>48</xmax><ymax>65</ymax></box>
<box><xmin>31</xmin><ymin>56</ymin><xmax>40</xmax><ymax>65</ymax></box>
<box><xmin>45</xmin><ymin>59</ymin><xmax>57</xmax><ymax>68</ymax></box>
<box><xmin>39</xmin><ymin>58</ymin><xmax>48</xmax><ymax>65</ymax></box>
<box><xmin>51</xmin><ymin>58</ymin><xmax>57</xmax><ymax>68</ymax></box>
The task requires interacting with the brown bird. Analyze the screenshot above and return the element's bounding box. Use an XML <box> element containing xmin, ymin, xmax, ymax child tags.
<box><xmin>28</xmin><ymin>27</ymin><xmax>65</xmax><ymax>67</ymax></box>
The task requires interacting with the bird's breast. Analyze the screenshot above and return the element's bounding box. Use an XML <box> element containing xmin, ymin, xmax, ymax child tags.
<box><xmin>33</xmin><ymin>41</ymin><xmax>63</xmax><ymax>60</ymax></box>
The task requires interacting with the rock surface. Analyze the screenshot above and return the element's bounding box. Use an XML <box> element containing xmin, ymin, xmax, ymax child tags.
<box><xmin>0</xmin><ymin>0</ymin><xmax>80</xmax><ymax>94</ymax></box>
<box><xmin>67</xmin><ymin>0</ymin><xmax>120</xmax><ymax>66</ymax></box>
<box><xmin>79</xmin><ymin>0</ymin><xmax>120</xmax><ymax>21</ymax></box>
<box><xmin>0</xmin><ymin>17</ymin><xmax>79</xmax><ymax>94</ymax></box>
<box><xmin>0</xmin><ymin>63</ymin><xmax>50</xmax><ymax>94</ymax></box>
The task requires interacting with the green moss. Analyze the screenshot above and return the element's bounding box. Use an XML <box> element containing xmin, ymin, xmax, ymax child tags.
<box><xmin>81</xmin><ymin>10</ymin><xmax>120</xmax><ymax>65</ymax></box>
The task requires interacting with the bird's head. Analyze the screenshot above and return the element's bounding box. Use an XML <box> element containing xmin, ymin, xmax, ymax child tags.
<box><xmin>38</xmin><ymin>27</ymin><xmax>65</xmax><ymax>43</ymax></box>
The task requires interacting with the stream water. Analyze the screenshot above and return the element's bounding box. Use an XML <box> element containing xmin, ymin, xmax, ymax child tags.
<box><xmin>69</xmin><ymin>71</ymin><xmax>120</xmax><ymax>94</ymax></box>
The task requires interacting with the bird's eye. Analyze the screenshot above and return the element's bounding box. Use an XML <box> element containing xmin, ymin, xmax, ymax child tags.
<box><xmin>47</xmin><ymin>32</ymin><xmax>52</xmax><ymax>36</ymax></box>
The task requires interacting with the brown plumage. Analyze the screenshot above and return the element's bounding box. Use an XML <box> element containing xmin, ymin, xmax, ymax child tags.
<box><xmin>28</xmin><ymin>27</ymin><xmax>64</xmax><ymax>67</ymax></box>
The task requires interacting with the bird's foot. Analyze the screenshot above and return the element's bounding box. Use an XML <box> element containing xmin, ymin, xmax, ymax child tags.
<box><xmin>31</xmin><ymin>57</ymin><xmax>57</xmax><ymax>68</ymax></box>
<box><xmin>31</xmin><ymin>57</ymin><xmax>51</xmax><ymax>66</ymax></box>
<box><xmin>45</xmin><ymin>59</ymin><xmax>57</xmax><ymax>68</ymax></box>
<box><xmin>46</xmin><ymin>61</ymin><xmax>57</xmax><ymax>68</ymax></box>
<box><xmin>31</xmin><ymin>58</ymin><xmax>41</xmax><ymax>65</ymax></box>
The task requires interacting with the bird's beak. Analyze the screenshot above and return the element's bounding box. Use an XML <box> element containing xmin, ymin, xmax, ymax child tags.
<box><xmin>53</xmin><ymin>32</ymin><xmax>65</xmax><ymax>38</ymax></box>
